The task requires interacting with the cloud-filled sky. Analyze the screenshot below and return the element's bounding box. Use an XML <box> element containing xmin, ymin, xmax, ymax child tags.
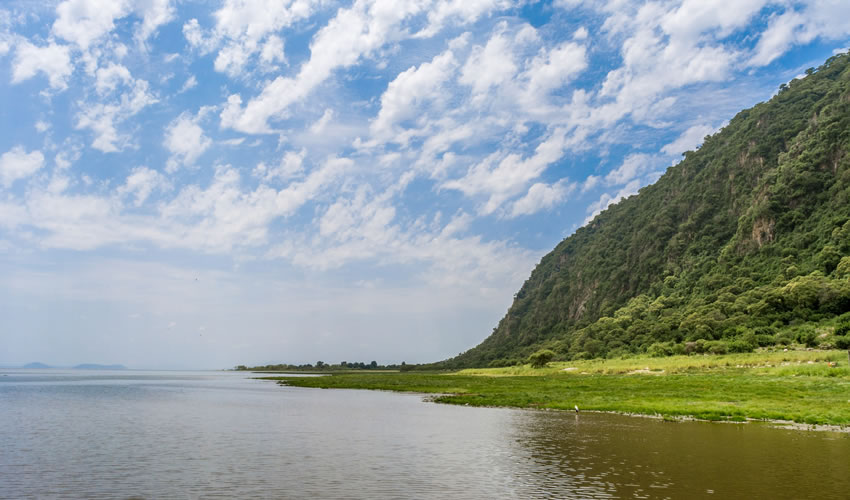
<box><xmin>1</xmin><ymin>0</ymin><xmax>848</xmax><ymax>369</ymax></box>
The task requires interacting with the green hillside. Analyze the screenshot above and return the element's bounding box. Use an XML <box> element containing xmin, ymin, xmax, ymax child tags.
<box><xmin>445</xmin><ymin>52</ymin><xmax>850</xmax><ymax>368</ymax></box>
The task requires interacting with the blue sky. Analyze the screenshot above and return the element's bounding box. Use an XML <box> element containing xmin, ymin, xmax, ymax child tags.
<box><xmin>1</xmin><ymin>0</ymin><xmax>848</xmax><ymax>369</ymax></box>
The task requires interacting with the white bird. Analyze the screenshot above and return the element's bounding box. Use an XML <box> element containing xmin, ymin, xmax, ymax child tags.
<box><xmin>574</xmin><ymin>405</ymin><xmax>579</xmax><ymax>413</ymax></box>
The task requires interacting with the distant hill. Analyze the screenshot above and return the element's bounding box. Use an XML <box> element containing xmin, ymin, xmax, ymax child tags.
<box><xmin>443</xmin><ymin>52</ymin><xmax>850</xmax><ymax>368</ymax></box>
<box><xmin>23</xmin><ymin>362</ymin><xmax>51</xmax><ymax>369</ymax></box>
<box><xmin>73</xmin><ymin>364</ymin><xmax>127</xmax><ymax>370</ymax></box>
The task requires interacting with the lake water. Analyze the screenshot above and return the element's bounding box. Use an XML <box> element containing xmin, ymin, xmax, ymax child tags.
<box><xmin>1</xmin><ymin>370</ymin><xmax>848</xmax><ymax>499</ymax></box>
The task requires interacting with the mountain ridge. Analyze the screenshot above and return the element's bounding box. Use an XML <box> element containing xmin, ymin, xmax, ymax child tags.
<box><xmin>443</xmin><ymin>52</ymin><xmax>850</xmax><ymax>368</ymax></box>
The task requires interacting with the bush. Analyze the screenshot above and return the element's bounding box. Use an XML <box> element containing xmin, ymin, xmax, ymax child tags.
<box><xmin>707</xmin><ymin>341</ymin><xmax>729</xmax><ymax>355</ymax></box>
<box><xmin>835</xmin><ymin>335</ymin><xmax>850</xmax><ymax>349</ymax></box>
<box><xmin>728</xmin><ymin>339</ymin><xmax>755</xmax><ymax>353</ymax></box>
<box><xmin>754</xmin><ymin>334</ymin><xmax>775</xmax><ymax>347</ymax></box>
<box><xmin>795</xmin><ymin>327</ymin><xmax>818</xmax><ymax>347</ymax></box>
<box><xmin>835</xmin><ymin>322</ymin><xmax>850</xmax><ymax>337</ymax></box>
<box><xmin>528</xmin><ymin>349</ymin><xmax>556</xmax><ymax>368</ymax></box>
<box><xmin>647</xmin><ymin>342</ymin><xmax>673</xmax><ymax>357</ymax></box>
<box><xmin>775</xmin><ymin>331</ymin><xmax>795</xmax><ymax>346</ymax></box>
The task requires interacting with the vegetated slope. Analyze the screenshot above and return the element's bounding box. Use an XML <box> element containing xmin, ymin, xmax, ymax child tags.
<box><xmin>444</xmin><ymin>52</ymin><xmax>850</xmax><ymax>368</ymax></box>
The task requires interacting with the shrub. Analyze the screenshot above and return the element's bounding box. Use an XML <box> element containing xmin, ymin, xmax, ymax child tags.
<box><xmin>835</xmin><ymin>322</ymin><xmax>850</xmax><ymax>337</ymax></box>
<box><xmin>834</xmin><ymin>335</ymin><xmax>850</xmax><ymax>350</ymax></box>
<box><xmin>528</xmin><ymin>349</ymin><xmax>556</xmax><ymax>368</ymax></box>
<box><xmin>795</xmin><ymin>327</ymin><xmax>818</xmax><ymax>347</ymax></box>
<box><xmin>754</xmin><ymin>334</ymin><xmax>775</xmax><ymax>347</ymax></box>
<box><xmin>728</xmin><ymin>339</ymin><xmax>755</xmax><ymax>353</ymax></box>
<box><xmin>707</xmin><ymin>341</ymin><xmax>728</xmax><ymax>355</ymax></box>
<box><xmin>647</xmin><ymin>342</ymin><xmax>673</xmax><ymax>357</ymax></box>
<box><xmin>775</xmin><ymin>331</ymin><xmax>795</xmax><ymax>346</ymax></box>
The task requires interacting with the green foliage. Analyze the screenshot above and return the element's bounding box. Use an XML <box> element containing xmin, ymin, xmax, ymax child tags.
<box><xmin>444</xmin><ymin>53</ymin><xmax>850</xmax><ymax>368</ymax></box>
<box><xmin>528</xmin><ymin>349</ymin><xmax>556</xmax><ymax>368</ymax></box>
<box><xmin>269</xmin><ymin>350</ymin><xmax>850</xmax><ymax>426</ymax></box>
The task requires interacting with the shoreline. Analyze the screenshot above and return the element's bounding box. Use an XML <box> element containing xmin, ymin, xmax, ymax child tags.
<box><xmin>275</xmin><ymin>381</ymin><xmax>850</xmax><ymax>434</ymax></box>
<box><xmin>261</xmin><ymin>350</ymin><xmax>850</xmax><ymax>431</ymax></box>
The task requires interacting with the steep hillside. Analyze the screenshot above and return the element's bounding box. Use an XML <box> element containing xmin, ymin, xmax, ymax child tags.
<box><xmin>445</xmin><ymin>52</ymin><xmax>850</xmax><ymax>368</ymax></box>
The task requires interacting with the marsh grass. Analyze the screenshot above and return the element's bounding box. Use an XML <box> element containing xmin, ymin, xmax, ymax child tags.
<box><xmin>263</xmin><ymin>350</ymin><xmax>850</xmax><ymax>427</ymax></box>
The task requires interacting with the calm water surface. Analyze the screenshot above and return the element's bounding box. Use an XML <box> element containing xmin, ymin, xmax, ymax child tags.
<box><xmin>1</xmin><ymin>370</ymin><xmax>848</xmax><ymax>499</ymax></box>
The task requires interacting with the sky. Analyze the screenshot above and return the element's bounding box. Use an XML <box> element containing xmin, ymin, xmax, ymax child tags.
<box><xmin>0</xmin><ymin>0</ymin><xmax>848</xmax><ymax>369</ymax></box>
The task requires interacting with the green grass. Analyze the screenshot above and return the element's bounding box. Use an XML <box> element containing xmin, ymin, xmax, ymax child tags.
<box><xmin>261</xmin><ymin>350</ymin><xmax>850</xmax><ymax>427</ymax></box>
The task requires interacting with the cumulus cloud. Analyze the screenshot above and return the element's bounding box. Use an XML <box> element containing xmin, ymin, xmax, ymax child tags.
<box><xmin>118</xmin><ymin>166</ymin><xmax>170</xmax><ymax>206</ymax></box>
<box><xmin>183</xmin><ymin>0</ymin><xmax>313</xmax><ymax>77</ymax></box>
<box><xmin>53</xmin><ymin>0</ymin><xmax>175</xmax><ymax>49</ymax></box>
<box><xmin>164</xmin><ymin>110</ymin><xmax>212</xmax><ymax>171</ymax></box>
<box><xmin>370</xmin><ymin>48</ymin><xmax>458</xmax><ymax>142</ymax></box>
<box><xmin>11</xmin><ymin>41</ymin><xmax>73</xmax><ymax>89</ymax></box>
<box><xmin>415</xmin><ymin>0</ymin><xmax>511</xmax><ymax>38</ymax></box>
<box><xmin>750</xmin><ymin>0</ymin><xmax>850</xmax><ymax>67</ymax></box>
<box><xmin>0</xmin><ymin>147</ymin><xmax>45</xmax><ymax>188</ymax></box>
<box><xmin>220</xmin><ymin>0</ymin><xmax>428</xmax><ymax>133</ymax></box>
<box><xmin>253</xmin><ymin>149</ymin><xmax>306</xmax><ymax>183</ymax></box>
<box><xmin>605</xmin><ymin>153</ymin><xmax>657</xmax><ymax>186</ymax></box>
<box><xmin>76</xmin><ymin>79</ymin><xmax>158</xmax><ymax>152</ymax></box>
<box><xmin>53</xmin><ymin>0</ymin><xmax>131</xmax><ymax>50</ymax></box>
<box><xmin>459</xmin><ymin>26</ymin><xmax>518</xmax><ymax>101</ymax></box>
<box><xmin>661</xmin><ymin>123</ymin><xmax>719</xmax><ymax>156</ymax></box>
<box><xmin>95</xmin><ymin>62</ymin><xmax>132</xmax><ymax>94</ymax></box>
<box><xmin>443</xmin><ymin>127</ymin><xmax>571</xmax><ymax>215</ymax></box>
<box><xmin>509</xmin><ymin>179</ymin><xmax>576</xmax><ymax>218</ymax></box>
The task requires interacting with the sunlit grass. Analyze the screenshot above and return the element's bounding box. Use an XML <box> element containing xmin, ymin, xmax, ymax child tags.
<box><xmin>263</xmin><ymin>350</ymin><xmax>850</xmax><ymax>427</ymax></box>
<box><xmin>456</xmin><ymin>349</ymin><xmax>848</xmax><ymax>376</ymax></box>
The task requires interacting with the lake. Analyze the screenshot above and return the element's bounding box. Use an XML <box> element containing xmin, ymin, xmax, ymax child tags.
<box><xmin>1</xmin><ymin>370</ymin><xmax>848</xmax><ymax>499</ymax></box>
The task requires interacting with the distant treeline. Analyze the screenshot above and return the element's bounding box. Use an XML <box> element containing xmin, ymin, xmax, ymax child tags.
<box><xmin>234</xmin><ymin>360</ymin><xmax>428</xmax><ymax>372</ymax></box>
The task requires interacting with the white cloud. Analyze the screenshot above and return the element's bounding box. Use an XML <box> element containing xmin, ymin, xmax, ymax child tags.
<box><xmin>605</xmin><ymin>153</ymin><xmax>656</xmax><ymax>186</ymax></box>
<box><xmin>53</xmin><ymin>0</ymin><xmax>131</xmax><ymax>49</ymax></box>
<box><xmin>184</xmin><ymin>0</ymin><xmax>316</xmax><ymax>77</ymax></box>
<box><xmin>573</xmin><ymin>26</ymin><xmax>588</xmax><ymax>40</ymax></box>
<box><xmin>584</xmin><ymin>179</ymin><xmax>641</xmax><ymax>225</ymax></box>
<box><xmin>183</xmin><ymin>18</ymin><xmax>216</xmax><ymax>53</ymax></box>
<box><xmin>520</xmin><ymin>40</ymin><xmax>587</xmax><ymax>112</ymax></box>
<box><xmin>220</xmin><ymin>0</ymin><xmax>427</xmax><ymax>133</ymax></box>
<box><xmin>309</xmin><ymin>109</ymin><xmax>335</xmax><ymax>135</ymax></box>
<box><xmin>0</xmin><ymin>146</ymin><xmax>44</xmax><ymax>188</ymax></box>
<box><xmin>459</xmin><ymin>26</ymin><xmax>518</xmax><ymax>101</ymax></box>
<box><xmin>253</xmin><ymin>149</ymin><xmax>306</xmax><ymax>183</ymax></box>
<box><xmin>415</xmin><ymin>0</ymin><xmax>511</xmax><ymax>38</ymax></box>
<box><xmin>750</xmin><ymin>0</ymin><xmax>850</xmax><ymax>67</ymax></box>
<box><xmin>178</xmin><ymin>75</ymin><xmax>197</xmax><ymax>93</ymax></box>
<box><xmin>52</xmin><ymin>0</ymin><xmax>174</xmax><ymax>50</ymax></box>
<box><xmin>509</xmin><ymin>179</ymin><xmax>576</xmax><ymax>218</ymax></box>
<box><xmin>76</xmin><ymin>79</ymin><xmax>158</xmax><ymax>152</ymax></box>
<box><xmin>661</xmin><ymin>123</ymin><xmax>718</xmax><ymax>156</ymax></box>
<box><xmin>259</xmin><ymin>34</ymin><xmax>286</xmax><ymax>66</ymax></box>
<box><xmin>135</xmin><ymin>0</ymin><xmax>176</xmax><ymax>44</ymax></box>
<box><xmin>164</xmin><ymin>110</ymin><xmax>212</xmax><ymax>171</ymax></box>
<box><xmin>11</xmin><ymin>41</ymin><xmax>73</xmax><ymax>90</ymax></box>
<box><xmin>118</xmin><ymin>166</ymin><xmax>169</xmax><ymax>206</ymax></box>
<box><xmin>370</xmin><ymin>48</ymin><xmax>458</xmax><ymax>142</ymax></box>
<box><xmin>95</xmin><ymin>62</ymin><xmax>132</xmax><ymax>94</ymax></box>
<box><xmin>442</xmin><ymin>127</ymin><xmax>571</xmax><ymax>215</ymax></box>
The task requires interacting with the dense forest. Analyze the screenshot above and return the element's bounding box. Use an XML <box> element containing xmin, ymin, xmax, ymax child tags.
<box><xmin>442</xmin><ymin>52</ymin><xmax>850</xmax><ymax>368</ymax></box>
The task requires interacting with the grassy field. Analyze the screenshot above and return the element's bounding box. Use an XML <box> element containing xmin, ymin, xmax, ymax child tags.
<box><xmin>261</xmin><ymin>350</ymin><xmax>850</xmax><ymax>427</ymax></box>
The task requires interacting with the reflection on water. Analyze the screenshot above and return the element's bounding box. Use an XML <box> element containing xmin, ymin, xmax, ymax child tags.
<box><xmin>1</xmin><ymin>370</ymin><xmax>847</xmax><ymax>499</ymax></box>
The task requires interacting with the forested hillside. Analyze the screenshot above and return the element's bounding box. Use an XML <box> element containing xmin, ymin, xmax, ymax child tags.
<box><xmin>445</xmin><ymin>52</ymin><xmax>850</xmax><ymax>368</ymax></box>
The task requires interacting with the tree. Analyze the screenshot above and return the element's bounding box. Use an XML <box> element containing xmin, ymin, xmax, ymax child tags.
<box><xmin>528</xmin><ymin>349</ymin><xmax>556</xmax><ymax>368</ymax></box>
